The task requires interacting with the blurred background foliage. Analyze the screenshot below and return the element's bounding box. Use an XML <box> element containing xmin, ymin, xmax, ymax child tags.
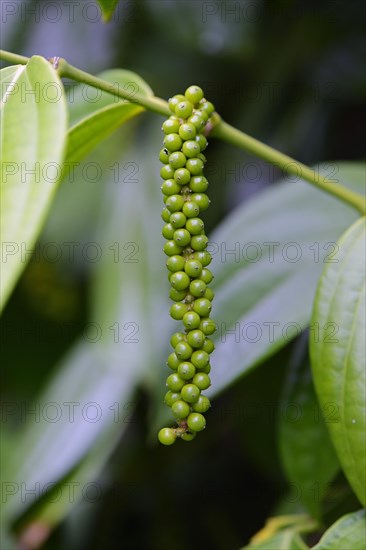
<box><xmin>1</xmin><ymin>1</ymin><xmax>365</xmax><ymax>549</ymax></box>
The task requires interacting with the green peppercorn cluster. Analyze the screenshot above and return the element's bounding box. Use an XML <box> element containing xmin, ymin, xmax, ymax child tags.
<box><xmin>158</xmin><ymin>86</ymin><xmax>217</xmax><ymax>446</ymax></box>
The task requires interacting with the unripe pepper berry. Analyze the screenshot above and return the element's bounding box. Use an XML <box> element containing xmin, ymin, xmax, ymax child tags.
<box><xmin>185</xmin><ymin>85</ymin><xmax>204</xmax><ymax>104</ymax></box>
<box><xmin>177</xmin><ymin>361</ymin><xmax>196</xmax><ymax>380</ymax></box>
<box><xmin>184</xmin><ymin>259</ymin><xmax>203</xmax><ymax>278</ymax></box>
<box><xmin>186</xmin><ymin>218</ymin><xmax>204</xmax><ymax>235</ymax></box>
<box><xmin>181</xmin><ymin>383</ymin><xmax>200</xmax><ymax>404</ymax></box>
<box><xmin>187</xmin><ymin>412</ymin><xmax>206</xmax><ymax>432</ymax></box>
<box><xmin>158</xmin><ymin>427</ymin><xmax>177</xmax><ymax>445</ymax></box>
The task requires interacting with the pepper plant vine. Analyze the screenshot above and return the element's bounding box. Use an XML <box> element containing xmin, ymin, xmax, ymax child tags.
<box><xmin>0</xmin><ymin>41</ymin><xmax>365</xmax><ymax>550</ymax></box>
<box><xmin>1</xmin><ymin>49</ymin><xmax>365</xmax><ymax>216</ymax></box>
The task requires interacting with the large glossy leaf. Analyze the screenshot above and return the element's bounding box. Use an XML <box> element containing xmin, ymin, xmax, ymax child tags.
<box><xmin>207</xmin><ymin>162</ymin><xmax>364</xmax><ymax>398</ymax></box>
<box><xmin>2</xmin><ymin>124</ymin><xmax>169</xmax><ymax>535</ymax></box>
<box><xmin>0</xmin><ymin>57</ymin><xmax>67</xmax><ymax>311</ymax></box>
<box><xmin>310</xmin><ymin>216</ymin><xmax>366</xmax><ymax>505</ymax></box>
<box><xmin>278</xmin><ymin>338</ymin><xmax>339</xmax><ymax>519</ymax></box>
<box><xmin>64</xmin><ymin>69</ymin><xmax>153</xmax><ymax>175</ymax></box>
<box><xmin>97</xmin><ymin>0</ymin><xmax>120</xmax><ymax>21</ymax></box>
<box><xmin>312</xmin><ymin>509</ymin><xmax>366</xmax><ymax>550</ymax></box>
<box><xmin>2</xmin><ymin>340</ymin><xmax>140</xmax><ymax>526</ymax></box>
<box><xmin>151</xmin><ymin>162</ymin><xmax>365</xmax><ymax>432</ymax></box>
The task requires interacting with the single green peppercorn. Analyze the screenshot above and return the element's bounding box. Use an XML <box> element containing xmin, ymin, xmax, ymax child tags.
<box><xmin>179</xmin><ymin>122</ymin><xmax>196</xmax><ymax>140</ymax></box>
<box><xmin>169</xmin><ymin>288</ymin><xmax>187</xmax><ymax>302</ymax></box>
<box><xmin>175</xmin><ymin>100</ymin><xmax>193</xmax><ymax>119</ymax></box>
<box><xmin>164</xmin><ymin>133</ymin><xmax>183</xmax><ymax>152</ymax></box>
<box><xmin>187</xmin><ymin>329</ymin><xmax>205</xmax><ymax>349</ymax></box>
<box><xmin>193</xmin><ymin>372</ymin><xmax>211</xmax><ymax>390</ymax></box>
<box><xmin>158</xmin><ymin>427</ymin><xmax>177</xmax><ymax>445</ymax></box>
<box><xmin>188</xmin><ymin>113</ymin><xmax>206</xmax><ymax>130</ymax></box>
<box><xmin>173</xmin><ymin>229</ymin><xmax>191</xmax><ymax>247</ymax></box>
<box><xmin>200</xmin><ymin>268</ymin><xmax>214</xmax><ymax>283</ymax></box>
<box><xmin>186</xmin><ymin>158</ymin><xmax>204</xmax><ymax>175</ymax></box>
<box><xmin>195</xmin><ymin>134</ymin><xmax>207</xmax><ymax>152</ymax></box>
<box><xmin>202</xmin><ymin>338</ymin><xmax>215</xmax><ymax>354</ymax></box>
<box><xmin>200</xmin><ymin>317</ymin><xmax>217</xmax><ymax>335</ymax></box>
<box><xmin>177</xmin><ymin>361</ymin><xmax>196</xmax><ymax>380</ymax></box>
<box><xmin>204</xmin><ymin>288</ymin><xmax>215</xmax><ymax>301</ymax></box>
<box><xmin>162</xmin><ymin>118</ymin><xmax>180</xmax><ymax>134</ymax></box>
<box><xmin>182</xmin><ymin>311</ymin><xmax>201</xmax><ymax>330</ymax></box>
<box><xmin>190</xmin><ymin>234</ymin><xmax>209</xmax><ymax>251</ymax></box>
<box><xmin>166</xmin><ymin>195</ymin><xmax>184</xmax><ymax>212</ymax></box>
<box><xmin>175</xmin><ymin>341</ymin><xmax>193</xmax><ymax>360</ymax></box>
<box><xmin>170</xmin><ymin>211</ymin><xmax>187</xmax><ymax>228</ymax></box>
<box><xmin>162</xmin><ymin>223</ymin><xmax>175</xmax><ymax>240</ymax></box>
<box><xmin>187</xmin><ymin>412</ymin><xmax>206</xmax><ymax>432</ymax></box>
<box><xmin>163</xmin><ymin>240</ymin><xmax>183</xmax><ymax>256</ymax></box>
<box><xmin>192</xmin><ymin>395</ymin><xmax>211</xmax><ymax>413</ymax></box>
<box><xmin>161</xmin><ymin>179</ymin><xmax>181</xmax><ymax>196</ymax></box>
<box><xmin>166</xmin><ymin>255</ymin><xmax>186</xmax><ymax>272</ymax></box>
<box><xmin>184</xmin><ymin>259</ymin><xmax>203</xmax><ymax>277</ymax></box>
<box><xmin>186</xmin><ymin>218</ymin><xmax>204</xmax><ymax>235</ymax></box>
<box><xmin>170</xmin><ymin>271</ymin><xmax>191</xmax><ymax>291</ymax></box>
<box><xmin>189</xmin><ymin>175</ymin><xmax>209</xmax><ymax>193</ymax></box>
<box><xmin>196</xmin><ymin>108</ymin><xmax>209</xmax><ymax>122</ymax></box>
<box><xmin>193</xmin><ymin>298</ymin><xmax>212</xmax><ymax>316</ymax></box>
<box><xmin>174</xmin><ymin>168</ymin><xmax>191</xmax><ymax>186</ymax></box>
<box><xmin>160</xmin><ymin>164</ymin><xmax>175</xmax><ymax>180</ymax></box>
<box><xmin>200</xmin><ymin>100</ymin><xmax>215</xmax><ymax>116</ymax></box>
<box><xmin>166</xmin><ymin>373</ymin><xmax>185</xmax><ymax>392</ymax></box>
<box><xmin>185</xmin><ymin>85</ymin><xmax>204</xmax><ymax>104</ymax></box>
<box><xmin>191</xmin><ymin>193</ymin><xmax>210</xmax><ymax>210</ymax></box>
<box><xmin>189</xmin><ymin>279</ymin><xmax>206</xmax><ymax>297</ymax></box>
<box><xmin>182</xmin><ymin>201</ymin><xmax>200</xmax><ymax>218</ymax></box>
<box><xmin>181</xmin><ymin>383</ymin><xmax>200</xmax><ymax>403</ymax></box>
<box><xmin>170</xmin><ymin>302</ymin><xmax>189</xmax><ymax>320</ymax></box>
<box><xmin>182</xmin><ymin>140</ymin><xmax>201</xmax><ymax>158</ymax></box>
<box><xmin>159</xmin><ymin>148</ymin><xmax>169</xmax><ymax>163</ymax></box>
<box><xmin>171</xmin><ymin>400</ymin><xmax>190</xmax><ymax>419</ymax></box>
<box><xmin>161</xmin><ymin>208</ymin><xmax>171</xmax><ymax>223</ymax></box>
<box><xmin>191</xmin><ymin>349</ymin><xmax>210</xmax><ymax>369</ymax></box>
<box><xmin>167</xmin><ymin>352</ymin><xmax>181</xmax><ymax>370</ymax></box>
<box><xmin>169</xmin><ymin>151</ymin><xmax>187</xmax><ymax>169</ymax></box>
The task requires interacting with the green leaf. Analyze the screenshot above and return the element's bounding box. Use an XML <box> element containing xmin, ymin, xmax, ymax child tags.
<box><xmin>2</xmin><ymin>340</ymin><xmax>140</xmax><ymax>527</ymax></box>
<box><xmin>0</xmin><ymin>57</ymin><xmax>67</xmax><ymax>311</ymax></box>
<box><xmin>278</xmin><ymin>339</ymin><xmax>339</xmax><ymax>519</ymax></box>
<box><xmin>64</xmin><ymin>69</ymin><xmax>153</xmax><ymax>173</ymax></box>
<box><xmin>312</xmin><ymin>509</ymin><xmax>366</xmax><ymax>550</ymax></box>
<box><xmin>242</xmin><ymin>515</ymin><xmax>311</xmax><ymax>549</ymax></box>
<box><xmin>207</xmin><ymin>162</ymin><xmax>364</xmax><ymax>397</ymax></box>
<box><xmin>243</xmin><ymin>530</ymin><xmax>308</xmax><ymax>550</ymax></box>
<box><xmin>97</xmin><ymin>0</ymin><xmax>120</xmax><ymax>21</ymax></box>
<box><xmin>310</xmin><ymin>216</ymin><xmax>366</xmax><ymax>505</ymax></box>
<box><xmin>2</xmin><ymin>123</ymin><xmax>167</xmax><ymax>532</ymax></box>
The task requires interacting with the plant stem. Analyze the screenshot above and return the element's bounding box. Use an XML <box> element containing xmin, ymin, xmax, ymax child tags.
<box><xmin>0</xmin><ymin>49</ymin><xmax>171</xmax><ymax>117</ymax></box>
<box><xmin>1</xmin><ymin>49</ymin><xmax>365</xmax><ymax>214</ymax></box>
<box><xmin>213</xmin><ymin>120</ymin><xmax>366</xmax><ymax>215</ymax></box>
<box><xmin>56</xmin><ymin>59</ymin><xmax>171</xmax><ymax>117</ymax></box>
<box><xmin>0</xmin><ymin>50</ymin><xmax>29</xmax><ymax>65</ymax></box>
